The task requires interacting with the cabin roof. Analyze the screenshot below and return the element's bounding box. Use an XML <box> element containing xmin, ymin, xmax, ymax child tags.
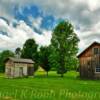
<box><xmin>5</xmin><ymin>57</ymin><xmax>34</xmax><ymax>64</ymax></box>
<box><xmin>77</xmin><ymin>41</ymin><xmax>100</xmax><ymax>58</ymax></box>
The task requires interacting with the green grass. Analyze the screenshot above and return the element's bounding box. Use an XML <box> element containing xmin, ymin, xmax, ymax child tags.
<box><xmin>0</xmin><ymin>71</ymin><xmax>100</xmax><ymax>100</ymax></box>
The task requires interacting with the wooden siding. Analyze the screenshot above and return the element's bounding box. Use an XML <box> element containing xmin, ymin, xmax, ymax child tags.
<box><xmin>79</xmin><ymin>43</ymin><xmax>100</xmax><ymax>79</ymax></box>
<box><xmin>5</xmin><ymin>60</ymin><xmax>34</xmax><ymax>78</ymax></box>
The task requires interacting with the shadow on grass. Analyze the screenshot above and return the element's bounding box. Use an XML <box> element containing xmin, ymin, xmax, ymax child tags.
<box><xmin>34</xmin><ymin>71</ymin><xmax>79</xmax><ymax>81</ymax></box>
<box><xmin>1</xmin><ymin>71</ymin><xmax>100</xmax><ymax>82</ymax></box>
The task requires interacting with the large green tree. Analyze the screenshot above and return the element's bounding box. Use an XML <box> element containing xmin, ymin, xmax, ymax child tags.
<box><xmin>15</xmin><ymin>47</ymin><xmax>21</xmax><ymax>58</ymax></box>
<box><xmin>0</xmin><ymin>50</ymin><xmax>14</xmax><ymax>72</ymax></box>
<box><xmin>21</xmin><ymin>39</ymin><xmax>39</xmax><ymax>71</ymax></box>
<box><xmin>48</xmin><ymin>46</ymin><xmax>60</xmax><ymax>71</ymax></box>
<box><xmin>38</xmin><ymin>46</ymin><xmax>52</xmax><ymax>76</ymax></box>
<box><xmin>51</xmin><ymin>21</ymin><xmax>79</xmax><ymax>77</ymax></box>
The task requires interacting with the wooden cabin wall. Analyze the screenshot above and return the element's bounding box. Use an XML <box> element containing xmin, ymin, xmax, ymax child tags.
<box><xmin>5</xmin><ymin>60</ymin><xmax>14</xmax><ymax>77</ymax></box>
<box><xmin>79</xmin><ymin>58</ymin><xmax>95</xmax><ymax>79</ymax></box>
<box><xmin>79</xmin><ymin>43</ymin><xmax>100</xmax><ymax>79</ymax></box>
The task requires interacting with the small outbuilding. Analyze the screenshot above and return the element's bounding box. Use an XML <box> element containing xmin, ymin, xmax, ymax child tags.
<box><xmin>77</xmin><ymin>41</ymin><xmax>100</xmax><ymax>79</ymax></box>
<box><xmin>5</xmin><ymin>57</ymin><xmax>34</xmax><ymax>78</ymax></box>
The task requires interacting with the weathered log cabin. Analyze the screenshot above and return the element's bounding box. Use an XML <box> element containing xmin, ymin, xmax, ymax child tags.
<box><xmin>5</xmin><ymin>57</ymin><xmax>34</xmax><ymax>78</ymax></box>
<box><xmin>77</xmin><ymin>41</ymin><xmax>100</xmax><ymax>79</ymax></box>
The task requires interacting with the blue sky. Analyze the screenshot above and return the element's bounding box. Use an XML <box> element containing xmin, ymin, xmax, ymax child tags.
<box><xmin>14</xmin><ymin>5</ymin><xmax>55</xmax><ymax>29</ymax></box>
<box><xmin>0</xmin><ymin>0</ymin><xmax>100</xmax><ymax>51</ymax></box>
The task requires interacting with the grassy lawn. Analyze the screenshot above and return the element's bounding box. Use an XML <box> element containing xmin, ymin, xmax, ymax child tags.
<box><xmin>0</xmin><ymin>71</ymin><xmax>100</xmax><ymax>100</ymax></box>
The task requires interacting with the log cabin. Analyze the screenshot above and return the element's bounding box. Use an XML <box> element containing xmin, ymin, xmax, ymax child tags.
<box><xmin>5</xmin><ymin>57</ymin><xmax>34</xmax><ymax>78</ymax></box>
<box><xmin>77</xmin><ymin>41</ymin><xmax>100</xmax><ymax>79</ymax></box>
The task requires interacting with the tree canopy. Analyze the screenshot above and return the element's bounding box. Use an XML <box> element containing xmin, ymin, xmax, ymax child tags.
<box><xmin>0</xmin><ymin>50</ymin><xmax>14</xmax><ymax>72</ymax></box>
<box><xmin>38</xmin><ymin>46</ymin><xmax>52</xmax><ymax>76</ymax></box>
<box><xmin>15</xmin><ymin>47</ymin><xmax>21</xmax><ymax>58</ymax></box>
<box><xmin>51</xmin><ymin>21</ymin><xmax>79</xmax><ymax>77</ymax></box>
<box><xmin>21</xmin><ymin>39</ymin><xmax>39</xmax><ymax>71</ymax></box>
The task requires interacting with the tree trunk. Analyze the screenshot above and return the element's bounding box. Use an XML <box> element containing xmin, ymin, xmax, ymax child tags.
<box><xmin>61</xmin><ymin>74</ymin><xmax>64</xmax><ymax>77</ymax></box>
<box><xmin>46</xmin><ymin>71</ymin><xmax>48</xmax><ymax>77</ymax></box>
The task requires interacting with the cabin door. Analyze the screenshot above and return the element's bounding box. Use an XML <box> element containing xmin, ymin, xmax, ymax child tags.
<box><xmin>19</xmin><ymin>67</ymin><xmax>23</xmax><ymax>77</ymax></box>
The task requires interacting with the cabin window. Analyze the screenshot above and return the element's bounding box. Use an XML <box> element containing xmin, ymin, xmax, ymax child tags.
<box><xmin>95</xmin><ymin>66</ymin><xmax>100</xmax><ymax>72</ymax></box>
<box><xmin>93</xmin><ymin>48</ymin><xmax>99</xmax><ymax>55</ymax></box>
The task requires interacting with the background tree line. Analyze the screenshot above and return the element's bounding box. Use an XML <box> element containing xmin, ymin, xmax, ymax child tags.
<box><xmin>0</xmin><ymin>21</ymin><xmax>79</xmax><ymax>77</ymax></box>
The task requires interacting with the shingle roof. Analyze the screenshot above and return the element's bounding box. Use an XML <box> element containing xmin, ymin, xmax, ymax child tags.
<box><xmin>7</xmin><ymin>57</ymin><xmax>34</xmax><ymax>64</ymax></box>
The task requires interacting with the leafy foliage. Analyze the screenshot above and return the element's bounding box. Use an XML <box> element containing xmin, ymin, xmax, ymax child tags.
<box><xmin>15</xmin><ymin>47</ymin><xmax>21</xmax><ymax>58</ymax></box>
<box><xmin>0</xmin><ymin>50</ymin><xmax>14</xmax><ymax>72</ymax></box>
<box><xmin>51</xmin><ymin>21</ymin><xmax>79</xmax><ymax>77</ymax></box>
<box><xmin>21</xmin><ymin>39</ymin><xmax>39</xmax><ymax>71</ymax></box>
<box><xmin>21</xmin><ymin>39</ymin><xmax>37</xmax><ymax>59</ymax></box>
<box><xmin>48</xmin><ymin>46</ymin><xmax>60</xmax><ymax>71</ymax></box>
<box><xmin>38</xmin><ymin>46</ymin><xmax>52</xmax><ymax>76</ymax></box>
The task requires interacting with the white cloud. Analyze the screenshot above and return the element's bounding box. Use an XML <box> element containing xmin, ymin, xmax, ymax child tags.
<box><xmin>87</xmin><ymin>0</ymin><xmax>100</xmax><ymax>11</ymax></box>
<box><xmin>0</xmin><ymin>0</ymin><xmax>100</xmax><ymax>51</ymax></box>
<box><xmin>28</xmin><ymin>16</ymin><xmax>42</xmax><ymax>29</ymax></box>
<box><xmin>0</xmin><ymin>18</ymin><xmax>52</xmax><ymax>51</ymax></box>
<box><xmin>34</xmin><ymin>30</ymin><xmax>52</xmax><ymax>47</ymax></box>
<box><xmin>1</xmin><ymin>0</ymin><xmax>100</xmax><ymax>19</ymax></box>
<box><xmin>76</xmin><ymin>21</ymin><xmax>100</xmax><ymax>52</ymax></box>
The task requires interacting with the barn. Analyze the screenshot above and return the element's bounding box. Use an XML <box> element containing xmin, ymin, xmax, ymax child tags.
<box><xmin>77</xmin><ymin>41</ymin><xmax>100</xmax><ymax>79</ymax></box>
<box><xmin>5</xmin><ymin>57</ymin><xmax>34</xmax><ymax>78</ymax></box>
